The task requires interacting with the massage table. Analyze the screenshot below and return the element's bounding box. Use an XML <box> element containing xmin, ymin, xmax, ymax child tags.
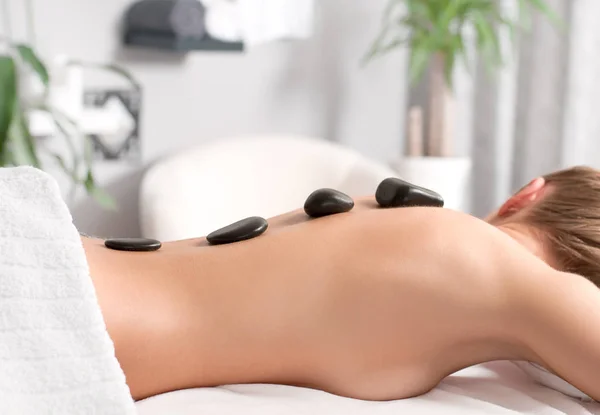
<box><xmin>136</xmin><ymin>362</ymin><xmax>600</xmax><ymax>414</ymax></box>
<box><xmin>137</xmin><ymin>137</ymin><xmax>600</xmax><ymax>414</ymax></box>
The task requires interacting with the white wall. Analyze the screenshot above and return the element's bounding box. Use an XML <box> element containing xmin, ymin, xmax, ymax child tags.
<box><xmin>8</xmin><ymin>0</ymin><xmax>408</xmax><ymax>237</ymax></box>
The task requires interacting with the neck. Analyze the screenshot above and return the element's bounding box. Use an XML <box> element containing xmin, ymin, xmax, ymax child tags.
<box><xmin>496</xmin><ymin>222</ymin><xmax>554</xmax><ymax>266</ymax></box>
<box><xmin>493</xmin><ymin>222</ymin><xmax>556</xmax><ymax>368</ymax></box>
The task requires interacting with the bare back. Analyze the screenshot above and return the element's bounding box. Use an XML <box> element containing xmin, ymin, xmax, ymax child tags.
<box><xmin>84</xmin><ymin>204</ymin><xmax>553</xmax><ymax>400</ymax></box>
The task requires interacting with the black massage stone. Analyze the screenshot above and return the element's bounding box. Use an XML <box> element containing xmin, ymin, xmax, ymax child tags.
<box><xmin>206</xmin><ymin>216</ymin><xmax>268</xmax><ymax>245</ymax></box>
<box><xmin>304</xmin><ymin>188</ymin><xmax>355</xmax><ymax>218</ymax></box>
<box><xmin>375</xmin><ymin>178</ymin><xmax>444</xmax><ymax>208</ymax></box>
<box><xmin>104</xmin><ymin>238</ymin><xmax>162</xmax><ymax>252</ymax></box>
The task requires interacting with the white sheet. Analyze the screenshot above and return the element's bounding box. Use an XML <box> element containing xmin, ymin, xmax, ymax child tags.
<box><xmin>136</xmin><ymin>362</ymin><xmax>600</xmax><ymax>415</ymax></box>
<box><xmin>513</xmin><ymin>361</ymin><xmax>592</xmax><ymax>401</ymax></box>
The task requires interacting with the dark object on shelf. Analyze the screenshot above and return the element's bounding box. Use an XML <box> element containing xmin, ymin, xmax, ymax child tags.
<box><xmin>105</xmin><ymin>237</ymin><xmax>162</xmax><ymax>252</ymax></box>
<box><xmin>123</xmin><ymin>0</ymin><xmax>244</xmax><ymax>52</ymax></box>
<box><xmin>124</xmin><ymin>34</ymin><xmax>244</xmax><ymax>52</ymax></box>
<box><xmin>376</xmin><ymin>178</ymin><xmax>444</xmax><ymax>208</ymax></box>
<box><xmin>304</xmin><ymin>189</ymin><xmax>355</xmax><ymax>218</ymax></box>
<box><xmin>126</xmin><ymin>0</ymin><xmax>206</xmax><ymax>38</ymax></box>
<box><xmin>207</xmin><ymin>217</ymin><xmax>269</xmax><ymax>245</ymax></box>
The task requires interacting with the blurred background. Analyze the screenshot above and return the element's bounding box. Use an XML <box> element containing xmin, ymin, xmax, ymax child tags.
<box><xmin>2</xmin><ymin>0</ymin><xmax>599</xmax><ymax>240</ymax></box>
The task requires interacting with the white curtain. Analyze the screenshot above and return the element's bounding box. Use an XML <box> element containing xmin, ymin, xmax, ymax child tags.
<box><xmin>408</xmin><ymin>0</ymin><xmax>600</xmax><ymax>217</ymax></box>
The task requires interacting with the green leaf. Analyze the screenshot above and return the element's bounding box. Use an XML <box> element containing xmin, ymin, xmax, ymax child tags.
<box><xmin>0</xmin><ymin>56</ymin><xmax>16</xmax><ymax>164</ymax></box>
<box><xmin>409</xmin><ymin>43</ymin><xmax>432</xmax><ymax>84</ymax></box>
<box><xmin>444</xmin><ymin>52</ymin><xmax>455</xmax><ymax>88</ymax></box>
<box><xmin>518</xmin><ymin>0</ymin><xmax>533</xmax><ymax>30</ymax></box>
<box><xmin>363</xmin><ymin>0</ymin><xmax>558</xmax><ymax>88</ymax></box>
<box><xmin>497</xmin><ymin>16</ymin><xmax>517</xmax><ymax>45</ymax></box>
<box><xmin>83</xmin><ymin>134</ymin><xmax>94</xmax><ymax>167</ymax></box>
<box><xmin>90</xmin><ymin>186</ymin><xmax>117</xmax><ymax>210</ymax></box>
<box><xmin>50</xmin><ymin>108</ymin><xmax>82</xmax><ymax>175</ymax></box>
<box><xmin>8</xmin><ymin>105</ymin><xmax>40</xmax><ymax>168</ymax></box>
<box><xmin>406</xmin><ymin>0</ymin><xmax>431</xmax><ymax>20</ymax></box>
<box><xmin>361</xmin><ymin>26</ymin><xmax>392</xmax><ymax>65</ymax></box>
<box><xmin>36</xmin><ymin>105</ymin><xmax>115</xmax><ymax>210</ymax></box>
<box><xmin>472</xmin><ymin>10</ymin><xmax>503</xmax><ymax>72</ymax></box>
<box><xmin>437</xmin><ymin>0</ymin><xmax>463</xmax><ymax>32</ymax></box>
<box><xmin>84</xmin><ymin>169</ymin><xmax>94</xmax><ymax>190</ymax></box>
<box><xmin>398</xmin><ymin>16</ymin><xmax>429</xmax><ymax>34</ymax></box>
<box><xmin>15</xmin><ymin>44</ymin><xmax>49</xmax><ymax>86</ymax></box>
<box><xmin>518</xmin><ymin>0</ymin><xmax>562</xmax><ymax>32</ymax></box>
<box><xmin>52</xmin><ymin>153</ymin><xmax>78</xmax><ymax>182</ymax></box>
<box><xmin>84</xmin><ymin>170</ymin><xmax>117</xmax><ymax>210</ymax></box>
<box><xmin>452</xmin><ymin>32</ymin><xmax>472</xmax><ymax>77</ymax></box>
<box><xmin>443</xmin><ymin>34</ymin><xmax>467</xmax><ymax>87</ymax></box>
<box><xmin>373</xmin><ymin>37</ymin><xmax>406</xmax><ymax>61</ymax></box>
<box><xmin>382</xmin><ymin>0</ymin><xmax>402</xmax><ymax>24</ymax></box>
<box><xmin>525</xmin><ymin>0</ymin><xmax>563</xmax><ymax>29</ymax></box>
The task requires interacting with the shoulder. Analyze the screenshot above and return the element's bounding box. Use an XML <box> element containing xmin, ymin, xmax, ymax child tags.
<box><xmin>409</xmin><ymin>208</ymin><xmax>554</xmax><ymax>284</ymax></box>
<box><xmin>373</xmin><ymin>208</ymin><xmax>519</xmax><ymax>259</ymax></box>
<box><xmin>519</xmin><ymin>270</ymin><xmax>600</xmax><ymax>401</ymax></box>
<box><xmin>359</xmin><ymin>207</ymin><xmax>538</xmax><ymax>268</ymax></box>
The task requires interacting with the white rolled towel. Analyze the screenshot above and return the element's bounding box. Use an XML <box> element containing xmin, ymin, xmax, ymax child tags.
<box><xmin>203</xmin><ymin>0</ymin><xmax>243</xmax><ymax>42</ymax></box>
<box><xmin>202</xmin><ymin>0</ymin><xmax>315</xmax><ymax>46</ymax></box>
<box><xmin>238</xmin><ymin>0</ymin><xmax>315</xmax><ymax>46</ymax></box>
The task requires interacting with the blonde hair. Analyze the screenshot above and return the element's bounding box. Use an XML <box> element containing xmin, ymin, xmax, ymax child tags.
<box><xmin>525</xmin><ymin>166</ymin><xmax>600</xmax><ymax>286</ymax></box>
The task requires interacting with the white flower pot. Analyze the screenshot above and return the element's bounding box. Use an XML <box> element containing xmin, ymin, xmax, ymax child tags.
<box><xmin>391</xmin><ymin>156</ymin><xmax>472</xmax><ymax>213</ymax></box>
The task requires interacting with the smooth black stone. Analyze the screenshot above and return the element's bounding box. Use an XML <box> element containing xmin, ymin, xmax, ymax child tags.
<box><xmin>207</xmin><ymin>216</ymin><xmax>268</xmax><ymax>245</ymax></box>
<box><xmin>104</xmin><ymin>238</ymin><xmax>162</xmax><ymax>252</ymax></box>
<box><xmin>304</xmin><ymin>188</ymin><xmax>355</xmax><ymax>218</ymax></box>
<box><xmin>375</xmin><ymin>178</ymin><xmax>444</xmax><ymax>208</ymax></box>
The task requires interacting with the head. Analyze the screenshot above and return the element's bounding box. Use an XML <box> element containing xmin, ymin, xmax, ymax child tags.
<box><xmin>487</xmin><ymin>166</ymin><xmax>600</xmax><ymax>287</ymax></box>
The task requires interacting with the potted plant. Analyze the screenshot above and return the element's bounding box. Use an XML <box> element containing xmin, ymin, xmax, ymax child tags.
<box><xmin>0</xmin><ymin>0</ymin><xmax>139</xmax><ymax>209</ymax></box>
<box><xmin>364</xmin><ymin>0</ymin><xmax>557</xmax><ymax>212</ymax></box>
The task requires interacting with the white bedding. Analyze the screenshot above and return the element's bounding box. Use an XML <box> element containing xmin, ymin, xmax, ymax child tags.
<box><xmin>136</xmin><ymin>362</ymin><xmax>600</xmax><ymax>415</ymax></box>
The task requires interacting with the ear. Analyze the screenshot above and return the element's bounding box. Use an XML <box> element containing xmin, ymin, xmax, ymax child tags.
<box><xmin>498</xmin><ymin>177</ymin><xmax>546</xmax><ymax>217</ymax></box>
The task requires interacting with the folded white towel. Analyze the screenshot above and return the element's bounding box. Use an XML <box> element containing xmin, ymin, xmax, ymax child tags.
<box><xmin>238</xmin><ymin>0</ymin><xmax>315</xmax><ymax>46</ymax></box>
<box><xmin>204</xmin><ymin>1</ymin><xmax>243</xmax><ymax>42</ymax></box>
<box><xmin>202</xmin><ymin>0</ymin><xmax>314</xmax><ymax>46</ymax></box>
<box><xmin>0</xmin><ymin>167</ymin><xmax>136</xmax><ymax>414</ymax></box>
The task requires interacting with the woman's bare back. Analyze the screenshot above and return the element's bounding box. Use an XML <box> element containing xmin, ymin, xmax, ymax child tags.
<box><xmin>83</xmin><ymin>203</ymin><xmax>551</xmax><ymax>400</ymax></box>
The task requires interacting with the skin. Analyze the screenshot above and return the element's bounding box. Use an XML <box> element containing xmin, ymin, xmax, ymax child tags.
<box><xmin>83</xmin><ymin>179</ymin><xmax>600</xmax><ymax>402</ymax></box>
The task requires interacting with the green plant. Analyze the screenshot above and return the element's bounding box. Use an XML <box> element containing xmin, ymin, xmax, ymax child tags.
<box><xmin>365</xmin><ymin>0</ymin><xmax>560</xmax><ymax>86</ymax></box>
<box><xmin>0</xmin><ymin>0</ymin><xmax>140</xmax><ymax>209</ymax></box>
<box><xmin>363</xmin><ymin>0</ymin><xmax>559</xmax><ymax>158</ymax></box>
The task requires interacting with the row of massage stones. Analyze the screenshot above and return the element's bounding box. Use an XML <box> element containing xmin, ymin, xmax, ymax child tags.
<box><xmin>104</xmin><ymin>178</ymin><xmax>444</xmax><ymax>252</ymax></box>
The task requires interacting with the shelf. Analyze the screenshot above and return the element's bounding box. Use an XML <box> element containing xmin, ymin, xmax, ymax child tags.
<box><xmin>124</xmin><ymin>33</ymin><xmax>244</xmax><ymax>52</ymax></box>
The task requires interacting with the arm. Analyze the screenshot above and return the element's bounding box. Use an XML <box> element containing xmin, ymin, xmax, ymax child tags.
<box><xmin>525</xmin><ymin>271</ymin><xmax>600</xmax><ymax>401</ymax></box>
